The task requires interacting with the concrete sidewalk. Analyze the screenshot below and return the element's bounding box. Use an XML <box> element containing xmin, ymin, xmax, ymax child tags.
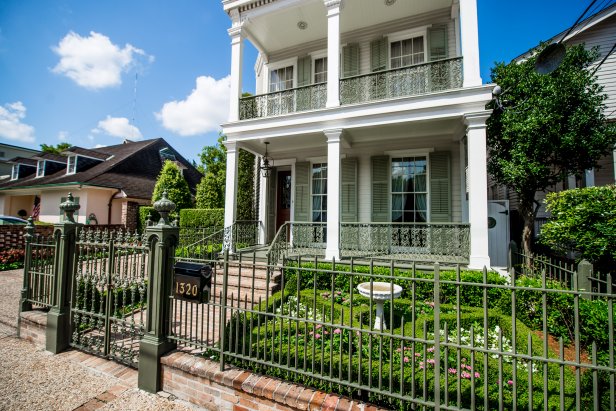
<box><xmin>0</xmin><ymin>269</ymin><xmax>199</xmax><ymax>411</ymax></box>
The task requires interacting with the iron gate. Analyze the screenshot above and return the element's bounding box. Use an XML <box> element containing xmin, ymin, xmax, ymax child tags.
<box><xmin>69</xmin><ymin>228</ymin><xmax>149</xmax><ymax>367</ymax></box>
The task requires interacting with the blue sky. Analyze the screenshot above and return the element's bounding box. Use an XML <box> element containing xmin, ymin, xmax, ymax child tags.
<box><xmin>0</xmin><ymin>0</ymin><xmax>606</xmax><ymax>164</ymax></box>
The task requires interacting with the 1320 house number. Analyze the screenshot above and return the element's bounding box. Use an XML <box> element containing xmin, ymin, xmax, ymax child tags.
<box><xmin>176</xmin><ymin>281</ymin><xmax>198</xmax><ymax>297</ymax></box>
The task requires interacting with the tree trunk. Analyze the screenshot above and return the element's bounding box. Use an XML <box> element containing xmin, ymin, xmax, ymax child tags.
<box><xmin>518</xmin><ymin>193</ymin><xmax>538</xmax><ymax>268</ymax></box>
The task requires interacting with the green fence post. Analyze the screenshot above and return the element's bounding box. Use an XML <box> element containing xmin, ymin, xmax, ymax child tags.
<box><xmin>138</xmin><ymin>192</ymin><xmax>179</xmax><ymax>393</ymax></box>
<box><xmin>577</xmin><ymin>260</ymin><xmax>593</xmax><ymax>300</ymax></box>
<box><xmin>20</xmin><ymin>217</ymin><xmax>35</xmax><ymax>313</ymax></box>
<box><xmin>46</xmin><ymin>193</ymin><xmax>81</xmax><ymax>354</ymax></box>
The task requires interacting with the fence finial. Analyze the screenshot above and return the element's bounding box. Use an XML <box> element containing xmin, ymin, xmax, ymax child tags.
<box><xmin>59</xmin><ymin>193</ymin><xmax>81</xmax><ymax>223</ymax></box>
<box><xmin>24</xmin><ymin>216</ymin><xmax>35</xmax><ymax>240</ymax></box>
<box><xmin>153</xmin><ymin>191</ymin><xmax>176</xmax><ymax>226</ymax></box>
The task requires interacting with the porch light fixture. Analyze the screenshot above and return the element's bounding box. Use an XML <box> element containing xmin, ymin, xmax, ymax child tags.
<box><xmin>260</xmin><ymin>142</ymin><xmax>273</xmax><ymax>178</ymax></box>
<box><xmin>385</xmin><ymin>0</ymin><xmax>396</xmax><ymax>6</ymax></box>
<box><xmin>297</xmin><ymin>21</ymin><xmax>308</xmax><ymax>30</ymax></box>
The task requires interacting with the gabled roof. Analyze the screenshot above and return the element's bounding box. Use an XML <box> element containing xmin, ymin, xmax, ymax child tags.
<box><xmin>0</xmin><ymin>138</ymin><xmax>203</xmax><ymax>200</ymax></box>
<box><xmin>62</xmin><ymin>146</ymin><xmax>111</xmax><ymax>160</ymax></box>
<box><xmin>515</xmin><ymin>3</ymin><xmax>616</xmax><ymax>61</ymax></box>
<box><xmin>31</xmin><ymin>152</ymin><xmax>67</xmax><ymax>163</ymax></box>
<box><xmin>7</xmin><ymin>157</ymin><xmax>37</xmax><ymax>167</ymax></box>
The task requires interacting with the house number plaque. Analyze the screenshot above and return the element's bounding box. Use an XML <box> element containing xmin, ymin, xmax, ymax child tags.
<box><xmin>173</xmin><ymin>273</ymin><xmax>203</xmax><ymax>301</ymax></box>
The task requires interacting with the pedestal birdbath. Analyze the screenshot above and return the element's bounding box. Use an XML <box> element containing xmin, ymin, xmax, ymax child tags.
<box><xmin>357</xmin><ymin>282</ymin><xmax>403</xmax><ymax>330</ymax></box>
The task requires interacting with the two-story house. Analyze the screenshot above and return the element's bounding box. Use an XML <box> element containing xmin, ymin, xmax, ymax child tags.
<box><xmin>221</xmin><ymin>0</ymin><xmax>494</xmax><ymax>268</ymax></box>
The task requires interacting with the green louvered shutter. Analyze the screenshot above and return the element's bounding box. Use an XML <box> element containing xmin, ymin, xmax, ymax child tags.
<box><xmin>370</xmin><ymin>37</ymin><xmax>388</xmax><ymax>72</ymax></box>
<box><xmin>371</xmin><ymin>155</ymin><xmax>389</xmax><ymax>222</ymax></box>
<box><xmin>428</xmin><ymin>26</ymin><xmax>448</xmax><ymax>61</ymax></box>
<box><xmin>341</xmin><ymin>158</ymin><xmax>357</xmax><ymax>222</ymax></box>
<box><xmin>429</xmin><ymin>152</ymin><xmax>451</xmax><ymax>222</ymax></box>
<box><xmin>342</xmin><ymin>43</ymin><xmax>360</xmax><ymax>78</ymax></box>
<box><xmin>266</xmin><ymin>175</ymin><xmax>277</xmax><ymax>241</ymax></box>
<box><xmin>294</xmin><ymin>162</ymin><xmax>310</xmax><ymax>222</ymax></box>
<box><xmin>297</xmin><ymin>56</ymin><xmax>311</xmax><ymax>86</ymax></box>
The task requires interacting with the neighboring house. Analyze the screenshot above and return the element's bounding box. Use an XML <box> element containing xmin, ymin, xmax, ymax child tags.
<box><xmin>0</xmin><ymin>143</ymin><xmax>39</xmax><ymax>178</ymax></box>
<box><xmin>489</xmin><ymin>3</ymin><xmax>616</xmax><ymax>241</ymax></box>
<box><xmin>221</xmin><ymin>0</ymin><xmax>495</xmax><ymax>268</ymax></box>
<box><xmin>0</xmin><ymin>138</ymin><xmax>202</xmax><ymax>229</ymax></box>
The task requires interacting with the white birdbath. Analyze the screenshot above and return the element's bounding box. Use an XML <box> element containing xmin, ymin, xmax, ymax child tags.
<box><xmin>357</xmin><ymin>282</ymin><xmax>403</xmax><ymax>330</ymax></box>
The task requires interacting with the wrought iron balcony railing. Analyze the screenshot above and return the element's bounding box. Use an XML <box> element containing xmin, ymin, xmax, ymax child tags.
<box><xmin>339</xmin><ymin>57</ymin><xmax>463</xmax><ymax>105</ymax></box>
<box><xmin>239</xmin><ymin>82</ymin><xmax>327</xmax><ymax>120</ymax></box>
<box><xmin>340</xmin><ymin>222</ymin><xmax>470</xmax><ymax>263</ymax></box>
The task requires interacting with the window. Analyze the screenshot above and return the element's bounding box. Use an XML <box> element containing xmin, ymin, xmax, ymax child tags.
<box><xmin>390</xmin><ymin>36</ymin><xmax>424</xmax><ymax>69</ymax></box>
<box><xmin>391</xmin><ymin>156</ymin><xmax>427</xmax><ymax>223</ymax></box>
<box><xmin>67</xmin><ymin>156</ymin><xmax>76</xmax><ymax>174</ymax></box>
<box><xmin>269</xmin><ymin>66</ymin><xmax>293</xmax><ymax>92</ymax></box>
<box><xmin>36</xmin><ymin>161</ymin><xmax>45</xmax><ymax>178</ymax></box>
<box><xmin>11</xmin><ymin>165</ymin><xmax>19</xmax><ymax>180</ymax></box>
<box><xmin>314</xmin><ymin>57</ymin><xmax>327</xmax><ymax>84</ymax></box>
<box><xmin>311</xmin><ymin>163</ymin><xmax>327</xmax><ymax>223</ymax></box>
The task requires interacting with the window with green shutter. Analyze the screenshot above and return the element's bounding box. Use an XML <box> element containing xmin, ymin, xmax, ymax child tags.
<box><xmin>341</xmin><ymin>158</ymin><xmax>357</xmax><ymax>222</ymax></box>
<box><xmin>294</xmin><ymin>162</ymin><xmax>310</xmax><ymax>222</ymax></box>
<box><xmin>429</xmin><ymin>152</ymin><xmax>451</xmax><ymax>222</ymax></box>
<box><xmin>428</xmin><ymin>26</ymin><xmax>448</xmax><ymax>61</ymax></box>
<box><xmin>371</xmin><ymin>38</ymin><xmax>388</xmax><ymax>72</ymax></box>
<box><xmin>297</xmin><ymin>56</ymin><xmax>311</xmax><ymax>87</ymax></box>
<box><xmin>371</xmin><ymin>155</ymin><xmax>389</xmax><ymax>222</ymax></box>
<box><xmin>342</xmin><ymin>43</ymin><xmax>359</xmax><ymax>78</ymax></box>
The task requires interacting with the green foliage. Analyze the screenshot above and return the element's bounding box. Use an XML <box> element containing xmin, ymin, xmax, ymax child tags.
<box><xmin>152</xmin><ymin>160</ymin><xmax>193</xmax><ymax>210</ymax></box>
<box><xmin>0</xmin><ymin>248</ymin><xmax>25</xmax><ymax>270</ymax></box>
<box><xmin>195</xmin><ymin>173</ymin><xmax>224</xmax><ymax>209</ymax></box>
<box><xmin>540</xmin><ymin>185</ymin><xmax>616</xmax><ymax>271</ymax></box>
<box><xmin>487</xmin><ymin>43</ymin><xmax>616</xmax><ymax>253</ymax></box>
<box><xmin>179</xmin><ymin>208</ymin><xmax>224</xmax><ymax>228</ymax></box>
<box><xmin>138</xmin><ymin>206</ymin><xmax>160</xmax><ymax>231</ymax></box>
<box><xmin>40</xmin><ymin>142</ymin><xmax>71</xmax><ymax>154</ymax></box>
<box><xmin>237</xmin><ymin>150</ymin><xmax>255</xmax><ymax>220</ymax></box>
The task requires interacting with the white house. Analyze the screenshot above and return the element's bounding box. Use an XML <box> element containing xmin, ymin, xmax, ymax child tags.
<box><xmin>221</xmin><ymin>0</ymin><xmax>494</xmax><ymax>268</ymax></box>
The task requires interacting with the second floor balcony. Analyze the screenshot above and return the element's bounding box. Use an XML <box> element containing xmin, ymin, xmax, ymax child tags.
<box><xmin>239</xmin><ymin>57</ymin><xmax>463</xmax><ymax>120</ymax></box>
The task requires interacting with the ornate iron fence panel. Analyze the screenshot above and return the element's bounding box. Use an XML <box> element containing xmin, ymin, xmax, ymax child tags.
<box><xmin>267</xmin><ymin>222</ymin><xmax>327</xmax><ymax>266</ymax></box>
<box><xmin>24</xmin><ymin>231</ymin><xmax>58</xmax><ymax>308</ymax></box>
<box><xmin>239</xmin><ymin>83</ymin><xmax>327</xmax><ymax>120</ymax></box>
<box><xmin>340</xmin><ymin>57</ymin><xmax>463</xmax><ymax>105</ymax></box>
<box><xmin>69</xmin><ymin>227</ymin><xmax>149</xmax><ymax>367</ymax></box>
<box><xmin>340</xmin><ymin>222</ymin><xmax>470</xmax><ymax>263</ymax></box>
<box><xmin>178</xmin><ymin>227</ymin><xmax>225</xmax><ymax>261</ymax></box>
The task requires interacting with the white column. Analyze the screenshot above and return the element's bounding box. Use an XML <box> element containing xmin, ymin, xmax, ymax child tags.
<box><xmin>464</xmin><ymin>112</ymin><xmax>491</xmax><ymax>269</ymax></box>
<box><xmin>459</xmin><ymin>0</ymin><xmax>482</xmax><ymax>87</ymax></box>
<box><xmin>459</xmin><ymin>137</ymin><xmax>469</xmax><ymax>222</ymax></box>
<box><xmin>223</xmin><ymin>141</ymin><xmax>239</xmax><ymax>250</ymax></box>
<box><xmin>325</xmin><ymin>129</ymin><xmax>342</xmax><ymax>260</ymax></box>
<box><xmin>324</xmin><ymin>0</ymin><xmax>342</xmax><ymax>108</ymax></box>
<box><xmin>228</xmin><ymin>21</ymin><xmax>244</xmax><ymax>122</ymax></box>
<box><xmin>258</xmin><ymin>170</ymin><xmax>267</xmax><ymax>244</ymax></box>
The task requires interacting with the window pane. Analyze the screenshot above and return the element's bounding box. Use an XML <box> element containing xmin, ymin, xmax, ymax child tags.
<box><xmin>390</xmin><ymin>156</ymin><xmax>427</xmax><ymax>222</ymax></box>
<box><xmin>391</xmin><ymin>41</ymin><xmax>401</xmax><ymax>58</ymax></box>
<box><xmin>415</xmin><ymin>174</ymin><xmax>426</xmax><ymax>191</ymax></box>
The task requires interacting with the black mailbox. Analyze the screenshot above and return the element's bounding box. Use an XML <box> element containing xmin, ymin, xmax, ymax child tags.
<box><xmin>173</xmin><ymin>262</ymin><xmax>212</xmax><ymax>303</ymax></box>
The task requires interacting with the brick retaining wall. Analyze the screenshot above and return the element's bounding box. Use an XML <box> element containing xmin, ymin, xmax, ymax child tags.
<box><xmin>0</xmin><ymin>226</ymin><xmax>54</xmax><ymax>251</ymax></box>
<box><xmin>19</xmin><ymin>310</ymin><xmax>47</xmax><ymax>349</ymax></box>
<box><xmin>161</xmin><ymin>351</ymin><xmax>389</xmax><ymax>411</ymax></box>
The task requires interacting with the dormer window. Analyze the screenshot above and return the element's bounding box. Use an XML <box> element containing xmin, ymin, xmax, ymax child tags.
<box><xmin>36</xmin><ymin>161</ymin><xmax>45</xmax><ymax>178</ymax></box>
<box><xmin>11</xmin><ymin>165</ymin><xmax>19</xmax><ymax>181</ymax></box>
<box><xmin>159</xmin><ymin>147</ymin><xmax>176</xmax><ymax>161</ymax></box>
<box><xmin>67</xmin><ymin>156</ymin><xmax>76</xmax><ymax>174</ymax></box>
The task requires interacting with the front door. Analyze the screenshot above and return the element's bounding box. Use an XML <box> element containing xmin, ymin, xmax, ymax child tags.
<box><xmin>276</xmin><ymin>170</ymin><xmax>291</xmax><ymax>233</ymax></box>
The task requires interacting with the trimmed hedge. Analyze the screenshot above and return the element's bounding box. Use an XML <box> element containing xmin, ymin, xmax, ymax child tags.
<box><xmin>179</xmin><ymin>208</ymin><xmax>224</xmax><ymax>228</ymax></box>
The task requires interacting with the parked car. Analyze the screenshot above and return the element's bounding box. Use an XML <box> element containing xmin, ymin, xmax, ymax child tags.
<box><xmin>0</xmin><ymin>216</ymin><xmax>28</xmax><ymax>225</ymax></box>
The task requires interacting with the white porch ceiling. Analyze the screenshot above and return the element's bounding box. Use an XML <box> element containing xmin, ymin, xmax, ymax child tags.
<box><xmin>242</xmin><ymin>0</ymin><xmax>453</xmax><ymax>54</ymax></box>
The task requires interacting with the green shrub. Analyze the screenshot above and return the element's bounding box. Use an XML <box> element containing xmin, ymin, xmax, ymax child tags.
<box><xmin>0</xmin><ymin>248</ymin><xmax>25</xmax><ymax>270</ymax></box>
<box><xmin>179</xmin><ymin>208</ymin><xmax>224</xmax><ymax>228</ymax></box>
<box><xmin>540</xmin><ymin>185</ymin><xmax>616</xmax><ymax>273</ymax></box>
<box><xmin>138</xmin><ymin>206</ymin><xmax>160</xmax><ymax>231</ymax></box>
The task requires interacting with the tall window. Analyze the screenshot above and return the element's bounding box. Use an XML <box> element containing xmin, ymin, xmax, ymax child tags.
<box><xmin>390</xmin><ymin>36</ymin><xmax>424</xmax><ymax>69</ymax></box>
<box><xmin>391</xmin><ymin>156</ymin><xmax>427</xmax><ymax>223</ymax></box>
<box><xmin>314</xmin><ymin>57</ymin><xmax>327</xmax><ymax>84</ymax></box>
<box><xmin>36</xmin><ymin>161</ymin><xmax>45</xmax><ymax>178</ymax></box>
<box><xmin>311</xmin><ymin>163</ymin><xmax>327</xmax><ymax>223</ymax></box>
<box><xmin>67</xmin><ymin>156</ymin><xmax>76</xmax><ymax>174</ymax></box>
<box><xmin>269</xmin><ymin>66</ymin><xmax>294</xmax><ymax>92</ymax></box>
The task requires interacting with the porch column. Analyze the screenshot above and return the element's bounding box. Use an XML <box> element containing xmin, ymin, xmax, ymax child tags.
<box><xmin>325</xmin><ymin>0</ymin><xmax>342</xmax><ymax>108</ymax></box>
<box><xmin>459</xmin><ymin>136</ymin><xmax>469</xmax><ymax>222</ymax></box>
<box><xmin>228</xmin><ymin>13</ymin><xmax>244</xmax><ymax>122</ymax></box>
<box><xmin>459</xmin><ymin>0</ymin><xmax>482</xmax><ymax>87</ymax></box>
<box><xmin>223</xmin><ymin>141</ymin><xmax>239</xmax><ymax>251</ymax></box>
<box><xmin>258</xmin><ymin>166</ymin><xmax>267</xmax><ymax>244</ymax></box>
<box><xmin>464</xmin><ymin>112</ymin><xmax>491</xmax><ymax>269</ymax></box>
<box><xmin>325</xmin><ymin>129</ymin><xmax>342</xmax><ymax>260</ymax></box>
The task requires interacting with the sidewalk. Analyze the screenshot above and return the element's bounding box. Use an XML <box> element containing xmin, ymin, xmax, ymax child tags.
<box><xmin>0</xmin><ymin>269</ymin><xmax>199</xmax><ymax>411</ymax></box>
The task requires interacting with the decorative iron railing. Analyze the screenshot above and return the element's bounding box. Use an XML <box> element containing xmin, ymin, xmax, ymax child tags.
<box><xmin>340</xmin><ymin>222</ymin><xmax>470</xmax><ymax>263</ymax></box>
<box><xmin>340</xmin><ymin>57</ymin><xmax>463</xmax><ymax>105</ymax></box>
<box><xmin>23</xmin><ymin>230</ymin><xmax>57</xmax><ymax>308</ymax></box>
<box><xmin>239</xmin><ymin>82</ymin><xmax>327</xmax><ymax>120</ymax></box>
<box><xmin>267</xmin><ymin>222</ymin><xmax>327</xmax><ymax>266</ymax></box>
<box><xmin>178</xmin><ymin>221</ymin><xmax>261</xmax><ymax>260</ymax></box>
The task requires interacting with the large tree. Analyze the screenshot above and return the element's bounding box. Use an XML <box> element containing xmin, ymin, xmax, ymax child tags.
<box><xmin>152</xmin><ymin>160</ymin><xmax>193</xmax><ymax>211</ymax></box>
<box><xmin>40</xmin><ymin>142</ymin><xmax>71</xmax><ymax>154</ymax></box>
<box><xmin>487</xmin><ymin>44</ymin><xmax>616</xmax><ymax>256</ymax></box>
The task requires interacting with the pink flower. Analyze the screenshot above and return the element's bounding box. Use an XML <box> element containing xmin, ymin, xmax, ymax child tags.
<box><xmin>309</xmin><ymin>331</ymin><xmax>314</xmax><ymax>336</ymax></box>
<box><xmin>427</xmin><ymin>347</ymin><xmax>434</xmax><ymax>353</ymax></box>
<box><xmin>474</xmin><ymin>372</ymin><xmax>480</xmax><ymax>379</ymax></box>
<box><xmin>403</xmin><ymin>357</ymin><xmax>409</xmax><ymax>363</ymax></box>
<box><xmin>419</xmin><ymin>365</ymin><xmax>424</xmax><ymax>369</ymax></box>
<box><xmin>461</xmin><ymin>358</ymin><xmax>466</xmax><ymax>363</ymax></box>
<box><xmin>448</xmin><ymin>368</ymin><xmax>457</xmax><ymax>374</ymax></box>
<box><xmin>508</xmin><ymin>380</ymin><xmax>513</xmax><ymax>386</ymax></box>
<box><xmin>315</xmin><ymin>324</ymin><xmax>322</xmax><ymax>329</ymax></box>
<box><xmin>427</xmin><ymin>359</ymin><xmax>435</xmax><ymax>365</ymax></box>
<box><xmin>396</xmin><ymin>348</ymin><xmax>402</xmax><ymax>353</ymax></box>
<box><xmin>314</xmin><ymin>333</ymin><xmax>321</xmax><ymax>339</ymax></box>
<box><xmin>324</xmin><ymin>331</ymin><xmax>329</xmax><ymax>335</ymax></box>
<box><xmin>333</xmin><ymin>328</ymin><xmax>341</xmax><ymax>334</ymax></box>
<box><xmin>461</xmin><ymin>371</ymin><xmax>471</xmax><ymax>379</ymax></box>
<box><xmin>415</xmin><ymin>353</ymin><xmax>421</xmax><ymax>357</ymax></box>
<box><xmin>336</xmin><ymin>291</ymin><xmax>342</xmax><ymax>295</ymax></box>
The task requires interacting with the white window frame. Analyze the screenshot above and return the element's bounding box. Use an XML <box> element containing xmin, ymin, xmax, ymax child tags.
<box><xmin>67</xmin><ymin>156</ymin><xmax>77</xmax><ymax>175</ymax></box>
<box><xmin>36</xmin><ymin>160</ymin><xmax>45</xmax><ymax>178</ymax></box>
<box><xmin>388</xmin><ymin>26</ymin><xmax>430</xmax><ymax>70</ymax></box>
<box><xmin>266</xmin><ymin>57</ymin><xmax>298</xmax><ymax>92</ymax></box>
<box><xmin>310</xmin><ymin>50</ymin><xmax>328</xmax><ymax>85</ymax></box>
<box><xmin>11</xmin><ymin>165</ymin><xmax>19</xmax><ymax>181</ymax></box>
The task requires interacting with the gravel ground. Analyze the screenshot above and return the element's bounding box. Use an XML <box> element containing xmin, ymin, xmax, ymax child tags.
<box><xmin>0</xmin><ymin>269</ymin><xmax>198</xmax><ymax>411</ymax></box>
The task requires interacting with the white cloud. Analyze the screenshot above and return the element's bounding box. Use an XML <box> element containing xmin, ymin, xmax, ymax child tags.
<box><xmin>0</xmin><ymin>101</ymin><xmax>35</xmax><ymax>143</ymax></box>
<box><xmin>52</xmin><ymin>31</ymin><xmax>152</xmax><ymax>90</ymax></box>
<box><xmin>58</xmin><ymin>131</ymin><xmax>69</xmax><ymax>142</ymax></box>
<box><xmin>156</xmin><ymin>75</ymin><xmax>230</xmax><ymax>136</ymax></box>
<box><xmin>92</xmin><ymin>116</ymin><xmax>142</xmax><ymax>140</ymax></box>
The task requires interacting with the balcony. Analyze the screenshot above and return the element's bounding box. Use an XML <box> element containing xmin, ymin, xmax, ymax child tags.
<box><xmin>238</xmin><ymin>58</ymin><xmax>463</xmax><ymax>120</ymax></box>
